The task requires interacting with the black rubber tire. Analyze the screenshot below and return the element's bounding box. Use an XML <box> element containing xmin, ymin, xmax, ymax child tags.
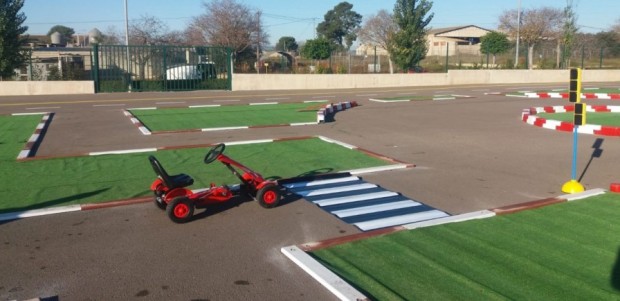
<box><xmin>256</xmin><ymin>184</ymin><xmax>281</xmax><ymax>209</ymax></box>
<box><xmin>166</xmin><ymin>197</ymin><xmax>194</xmax><ymax>223</ymax></box>
<box><xmin>154</xmin><ymin>194</ymin><xmax>166</xmax><ymax>210</ymax></box>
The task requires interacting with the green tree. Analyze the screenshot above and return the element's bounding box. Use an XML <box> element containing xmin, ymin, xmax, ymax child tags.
<box><xmin>300</xmin><ymin>38</ymin><xmax>332</xmax><ymax>60</ymax></box>
<box><xmin>0</xmin><ymin>0</ymin><xmax>28</xmax><ymax>79</ymax></box>
<box><xmin>595</xmin><ymin>31</ymin><xmax>620</xmax><ymax>56</ymax></box>
<box><xmin>388</xmin><ymin>0</ymin><xmax>434</xmax><ymax>71</ymax></box>
<box><xmin>480</xmin><ymin>31</ymin><xmax>510</xmax><ymax>66</ymax></box>
<box><xmin>316</xmin><ymin>2</ymin><xmax>362</xmax><ymax>51</ymax></box>
<box><xmin>275</xmin><ymin>36</ymin><xmax>298</xmax><ymax>52</ymax></box>
<box><xmin>47</xmin><ymin>25</ymin><xmax>75</xmax><ymax>44</ymax></box>
<box><xmin>560</xmin><ymin>0</ymin><xmax>578</xmax><ymax>68</ymax></box>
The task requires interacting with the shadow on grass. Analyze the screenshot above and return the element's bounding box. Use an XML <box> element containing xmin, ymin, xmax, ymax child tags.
<box><xmin>296</xmin><ymin>168</ymin><xmax>335</xmax><ymax>178</ymax></box>
<box><xmin>611</xmin><ymin>246</ymin><xmax>620</xmax><ymax>291</ymax></box>
<box><xmin>0</xmin><ymin>188</ymin><xmax>110</xmax><ymax>215</ymax></box>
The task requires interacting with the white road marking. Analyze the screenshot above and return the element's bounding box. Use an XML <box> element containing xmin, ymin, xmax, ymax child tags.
<box><xmin>156</xmin><ymin>101</ymin><xmax>186</xmax><ymax>105</ymax></box>
<box><xmin>93</xmin><ymin>104</ymin><xmax>125</xmax><ymax>107</ymax></box>
<box><xmin>26</xmin><ymin>107</ymin><xmax>60</xmax><ymax>110</ymax></box>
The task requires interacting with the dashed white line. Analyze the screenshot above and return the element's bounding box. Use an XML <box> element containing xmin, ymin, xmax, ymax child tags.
<box><xmin>26</xmin><ymin>107</ymin><xmax>60</xmax><ymax>110</ymax></box>
<box><xmin>265</xmin><ymin>97</ymin><xmax>290</xmax><ymax>101</ymax></box>
<box><xmin>93</xmin><ymin>104</ymin><xmax>126</xmax><ymax>107</ymax></box>
<box><xmin>156</xmin><ymin>101</ymin><xmax>186</xmax><ymax>105</ymax></box>
<box><xmin>250</xmin><ymin>102</ymin><xmax>278</xmax><ymax>105</ymax></box>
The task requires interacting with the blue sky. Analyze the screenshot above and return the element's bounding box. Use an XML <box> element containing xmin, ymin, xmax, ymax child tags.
<box><xmin>22</xmin><ymin>0</ymin><xmax>620</xmax><ymax>44</ymax></box>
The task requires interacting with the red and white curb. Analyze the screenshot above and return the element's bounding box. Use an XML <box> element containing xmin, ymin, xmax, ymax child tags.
<box><xmin>508</xmin><ymin>92</ymin><xmax>620</xmax><ymax>99</ymax></box>
<box><xmin>280</xmin><ymin>188</ymin><xmax>606</xmax><ymax>301</ymax></box>
<box><xmin>521</xmin><ymin>105</ymin><xmax>620</xmax><ymax>136</ymax></box>
<box><xmin>316</xmin><ymin>101</ymin><xmax>358</xmax><ymax>123</ymax></box>
<box><xmin>13</xmin><ymin>112</ymin><xmax>53</xmax><ymax>160</ymax></box>
<box><xmin>123</xmin><ymin>109</ymin><xmax>152</xmax><ymax>135</ymax></box>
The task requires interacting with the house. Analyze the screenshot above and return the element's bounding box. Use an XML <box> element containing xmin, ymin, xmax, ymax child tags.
<box><xmin>355</xmin><ymin>25</ymin><xmax>493</xmax><ymax>57</ymax></box>
<box><xmin>427</xmin><ymin>25</ymin><xmax>492</xmax><ymax>56</ymax></box>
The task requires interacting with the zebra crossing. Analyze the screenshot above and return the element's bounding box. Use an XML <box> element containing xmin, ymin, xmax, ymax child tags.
<box><xmin>281</xmin><ymin>173</ymin><xmax>450</xmax><ymax>231</ymax></box>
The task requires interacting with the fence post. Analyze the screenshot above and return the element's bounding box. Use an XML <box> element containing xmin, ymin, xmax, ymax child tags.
<box><xmin>162</xmin><ymin>46</ymin><xmax>167</xmax><ymax>91</ymax></box>
<box><xmin>486</xmin><ymin>53</ymin><xmax>489</xmax><ymax>69</ymax></box>
<box><xmin>445</xmin><ymin>43</ymin><xmax>449</xmax><ymax>73</ymax></box>
<box><xmin>92</xmin><ymin>43</ymin><xmax>100</xmax><ymax>93</ymax></box>
<box><xmin>226</xmin><ymin>47</ymin><xmax>232</xmax><ymax>90</ymax></box>
<box><xmin>581</xmin><ymin>45</ymin><xmax>584</xmax><ymax>69</ymax></box>
<box><xmin>28</xmin><ymin>50</ymin><xmax>33</xmax><ymax>81</ymax></box>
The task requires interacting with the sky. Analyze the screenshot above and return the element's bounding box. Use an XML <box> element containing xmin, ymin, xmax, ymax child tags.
<box><xmin>21</xmin><ymin>0</ymin><xmax>620</xmax><ymax>44</ymax></box>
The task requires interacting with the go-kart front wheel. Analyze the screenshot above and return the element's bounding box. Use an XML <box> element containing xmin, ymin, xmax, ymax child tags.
<box><xmin>167</xmin><ymin>197</ymin><xmax>194</xmax><ymax>223</ymax></box>
<box><xmin>256</xmin><ymin>184</ymin><xmax>281</xmax><ymax>209</ymax></box>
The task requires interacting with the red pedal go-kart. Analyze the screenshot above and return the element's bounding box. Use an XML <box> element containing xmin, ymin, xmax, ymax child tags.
<box><xmin>148</xmin><ymin>143</ymin><xmax>281</xmax><ymax>223</ymax></box>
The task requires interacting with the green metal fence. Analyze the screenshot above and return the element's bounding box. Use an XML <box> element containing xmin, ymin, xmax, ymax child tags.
<box><xmin>91</xmin><ymin>45</ymin><xmax>232</xmax><ymax>93</ymax></box>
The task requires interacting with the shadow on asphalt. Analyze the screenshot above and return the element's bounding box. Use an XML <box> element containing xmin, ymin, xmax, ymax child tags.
<box><xmin>189</xmin><ymin>187</ymin><xmax>303</xmax><ymax>223</ymax></box>
<box><xmin>579</xmin><ymin>138</ymin><xmax>604</xmax><ymax>182</ymax></box>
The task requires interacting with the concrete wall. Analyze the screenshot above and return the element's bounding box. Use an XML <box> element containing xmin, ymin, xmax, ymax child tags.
<box><xmin>0</xmin><ymin>81</ymin><xmax>94</xmax><ymax>96</ymax></box>
<box><xmin>232</xmin><ymin>70</ymin><xmax>620</xmax><ymax>91</ymax></box>
<box><xmin>1</xmin><ymin>70</ymin><xmax>618</xmax><ymax>96</ymax></box>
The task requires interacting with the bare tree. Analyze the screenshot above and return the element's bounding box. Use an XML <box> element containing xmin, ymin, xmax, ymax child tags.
<box><xmin>188</xmin><ymin>0</ymin><xmax>268</xmax><ymax>70</ymax></box>
<box><xmin>129</xmin><ymin>15</ymin><xmax>177</xmax><ymax>45</ymax></box>
<box><xmin>612</xmin><ymin>17</ymin><xmax>620</xmax><ymax>34</ymax></box>
<box><xmin>358</xmin><ymin>10</ymin><xmax>397</xmax><ymax>73</ymax></box>
<box><xmin>499</xmin><ymin>7</ymin><xmax>563</xmax><ymax>69</ymax></box>
<box><xmin>127</xmin><ymin>15</ymin><xmax>182</xmax><ymax>79</ymax></box>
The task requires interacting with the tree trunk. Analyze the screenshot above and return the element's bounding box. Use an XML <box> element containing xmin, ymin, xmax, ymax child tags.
<box><xmin>388</xmin><ymin>55</ymin><xmax>394</xmax><ymax>74</ymax></box>
<box><xmin>556</xmin><ymin>42</ymin><xmax>561</xmax><ymax>69</ymax></box>
<box><xmin>528</xmin><ymin>45</ymin><xmax>534</xmax><ymax>70</ymax></box>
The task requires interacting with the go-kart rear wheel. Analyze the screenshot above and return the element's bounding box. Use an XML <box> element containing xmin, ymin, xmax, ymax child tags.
<box><xmin>166</xmin><ymin>197</ymin><xmax>194</xmax><ymax>223</ymax></box>
<box><xmin>256</xmin><ymin>184</ymin><xmax>281</xmax><ymax>209</ymax></box>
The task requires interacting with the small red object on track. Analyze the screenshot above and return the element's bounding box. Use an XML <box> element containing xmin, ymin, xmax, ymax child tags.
<box><xmin>610</xmin><ymin>183</ymin><xmax>620</xmax><ymax>193</ymax></box>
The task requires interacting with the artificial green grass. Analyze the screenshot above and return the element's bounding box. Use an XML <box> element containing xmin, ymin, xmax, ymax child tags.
<box><xmin>537</xmin><ymin>112</ymin><xmax>620</xmax><ymax>127</ymax></box>
<box><xmin>311</xmin><ymin>193</ymin><xmax>620</xmax><ymax>300</ymax></box>
<box><xmin>0</xmin><ymin>116</ymin><xmax>390</xmax><ymax>213</ymax></box>
<box><xmin>553</xmin><ymin>88</ymin><xmax>620</xmax><ymax>94</ymax></box>
<box><xmin>129</xmin><ymin>102</ymin><xmax>323</xmax><ymax>131</ymax></box>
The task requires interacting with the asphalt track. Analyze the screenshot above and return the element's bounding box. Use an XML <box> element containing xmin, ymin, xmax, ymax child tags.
<box><xmin>1</xmin><ymin>82</ymin><xmax>620</xmax><ymax>300</ymax></box>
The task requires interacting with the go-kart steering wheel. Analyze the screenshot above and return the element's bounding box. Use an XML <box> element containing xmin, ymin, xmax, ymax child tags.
<box><xmin>204</xmin><ymin>143</ymin><xmax>226</xmax><ymax>164</ymax></box>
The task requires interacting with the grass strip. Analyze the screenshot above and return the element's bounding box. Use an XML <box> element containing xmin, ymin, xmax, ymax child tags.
<box><xmin>0</xmin><ymin>116</ymin><xmax>390</xmax><ymax>213</ymax></box>
<box><xmin>311</xmin><ymin>194</ymin><xmax>620</xmax><ymax>300</ymax></box>
<box><xmin>129</xmin><ymin>103</ymin><xmax>320</xmax><ymax>131</ymax></box>
<box><xmin>537</xmin><ymin>112</ymin><xmax>620</xmax><ymax>127</ymax></box>
<box><xmin>546</xmin><ymin>88</ymin><xmax>620</xmax><ymax>94</ymax></box>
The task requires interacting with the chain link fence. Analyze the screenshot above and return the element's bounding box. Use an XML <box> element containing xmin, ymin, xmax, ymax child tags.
<box><xmin>256</xmin><ymin>42</ymin><xmax>620</xmax><ymax>74</ymax></box>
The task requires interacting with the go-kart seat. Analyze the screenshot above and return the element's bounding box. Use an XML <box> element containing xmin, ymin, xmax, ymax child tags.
<box><xmin>148</xmin><ymin>155</ymin><xmax>194</xmax><ymax>189</ymax></box>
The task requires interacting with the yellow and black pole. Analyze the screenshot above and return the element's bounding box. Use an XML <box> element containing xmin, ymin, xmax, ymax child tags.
<box><xmin>562</xmin><ymin>68</ymin><xmax>586</xmax><ymax>193</ymax></box>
